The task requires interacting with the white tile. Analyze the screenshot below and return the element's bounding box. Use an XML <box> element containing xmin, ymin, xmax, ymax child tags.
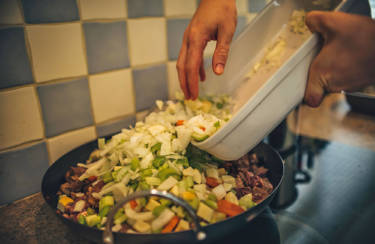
<box><xmin>0</xmin><ymin>0</ymin><xmax>23</xmax><ymax>24</ymax></box>
<box><xmin>79</xmin><ymin>0</ymin><xmax>127</xmax><ymax>20</ymax></box>
<box><xmin>0</xmin><ymin>87</ymin><xmax>44</xmax><ymax>150</ymax></box>
<box><xmin>164</xmin><ymin>0</ymin><xmax>196</xmax><ymax>17</ymax></box>
<box><xmin>167</xmin><ymin>61</ymin><xmax>182</xmax><ymax>99</ymax></box>
<box><xmin>236</xmin><ymin>0</ymin><xmax>248</xmax><ymax>15</ymax></box>
<box><xmin>89</xmin><ymin>69</ymin><xmax>135</xmax><ymax>123</ymax></box>
<box><xmin>127</xmin><ymin>18</ymin><xmax>167</xmax><ymax>66</ymax></box>
<box><xmin>47</xmin><ymin>126</ymin><xmax>96</xmax><ymax>164</ymax></box>
<box><xmin>26</xmin><ymin>23</ymin><xmax>87</xmax><ymax>82</ymax></box>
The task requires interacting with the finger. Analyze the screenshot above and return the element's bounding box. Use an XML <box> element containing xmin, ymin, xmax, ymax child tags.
<box><xmin>212</xmin><ymin>22</ymin><xmax>235</xmax><ymax>75</ymax></box>
<box><xmin>186</xmin><ymin>36</ymin><xmax>206</xmax><ymax>100</ymax></box>
<box><xmin>303</xmin><ymin>61</ymin><xmax>326</xmax><ymax>107</ymax></box>
<box><xmin>199</xmin><ymin>58</ymin><xmax>206</xmax><ymax>82</ymax></box>
<box><xmin>177</xmin><ymin>30</ymin><xmax>190</xmax><ymax>99</ymax></box>
<box><xmin>305</xmin><ymin>11</ymin><xmax>334</xmax><ymax>40</ymax></box>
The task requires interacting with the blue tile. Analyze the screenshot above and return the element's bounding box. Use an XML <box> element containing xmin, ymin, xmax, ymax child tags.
<box><xmin>133</xmin><ymin>64</ymin><xmax>168</xmax><ymax>111</ymax></box>
<box><xmin>0</xmin><ymin>27</ymin><xmax>33</xmax><ymax>89</ymax></box>
<box><xmin>21</xmin><ymin>0</ymin><xmax>79</xmax><ymax>23</ymax></box>
<box><xmin>248</xmin><ymin>0</ymin><xmax>267</xmax><ymax>13</ymax></box>
<box><xmin>127</xmin><ymin>0</ymin><xmax>164</xmax><ymax>18</ymax></box>
<box><xmin>97</xmin><ymin>115</ymin><xmax>136</xmax><ymax>138</ymax></box>
<box><xmin>0</xmin><ymin>142</ymin><xmax>49</xmax><ymax>205</ymax></box>
<box><xmin>84</xmin><ymin>22</ymin><xmax>130</xmax><ymax>74</ymax></box>
<box><xmin>234</xmin><ymin>16</ymin><xmax>248</xmax><ymax>40</ymax></box>
<box><xmin>167</xmin><ymin>18</ymin><xmax>190</xmax><ymax>60</ymax></box>
<box><xmin>37</xmin><ymin>78</ymin><xmax>93</xmax><ymax>137</ymax></box>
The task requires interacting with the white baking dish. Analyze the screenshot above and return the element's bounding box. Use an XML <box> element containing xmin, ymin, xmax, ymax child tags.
<box><xmin>194</xmin><ymin>0</ymin><xmax>351</xmax><ymax>160</ymax></box>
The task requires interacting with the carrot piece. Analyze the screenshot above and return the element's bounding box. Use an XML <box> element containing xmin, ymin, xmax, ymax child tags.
<box><xmin>217</xmin><ymin>199</ymin><xmax>245</xmax><ymax>217</ymax></box>
<box><xmin>130</xmin><ymin>200</ymin><xmax>138</xmax><ymax>209</ymax></box>
<box><xmin>161</xmin><ymin>216</ymin><xmax>180</xmax><ymax>233</ymax></box>
<box><xmin>199</xmin><ymin>126</ymin><xmax>206</xmax><ymax>131</ymax></box>
<box><xmin>176</xmin><ymin>120</ymin><xmax>185</xmax><ymax>126</ymax></box>
<box><xmin>206</xmin><ymin>177</ymin><xmax>219</xmax><ymax>188</ymax></box>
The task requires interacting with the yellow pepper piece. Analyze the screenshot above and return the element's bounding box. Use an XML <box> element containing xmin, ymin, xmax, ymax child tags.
<box><xmin>182</xmin><ymin>191</ymin><xmax>196</xmax><ymax>201</ymax></box>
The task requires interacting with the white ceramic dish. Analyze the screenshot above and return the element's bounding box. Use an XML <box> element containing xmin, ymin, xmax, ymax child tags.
<box><xmin>194</xmin><ymin>0</ymin><xmax>351</xmax><ymax>160</ymax></box>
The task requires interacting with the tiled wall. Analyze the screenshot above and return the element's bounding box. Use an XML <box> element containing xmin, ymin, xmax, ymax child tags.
<box><xmin>0</xmin><ymin>0</ymin><xmax>269</xmax><ymax>205</ymax></box>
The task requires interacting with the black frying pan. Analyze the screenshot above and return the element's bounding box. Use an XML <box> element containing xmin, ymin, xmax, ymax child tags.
<box><xmin>41</xmin><ymin>141</ymin><xmax>284</xmax><ymax>244</ymax></box>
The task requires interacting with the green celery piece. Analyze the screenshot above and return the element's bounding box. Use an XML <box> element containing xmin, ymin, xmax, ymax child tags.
<box><xmin>101</xmin><ymin>171</ymin><xmax>113</xmax><ymax>183</ymax></box>
<box><xmin>204</xmin><ymin>200</ymin><xmax>218</xmax><ymax>210</ymax></box>
<box><xmin>208</xmin><ymin>193</ymin><xmax>217</xmax><ymax>202</ymax></box>
<box><xmin>140</xmin><ymin>168</ymin><xmax>153</xmax><ymax>178</ymax></box>
<box><xmin>87</xmin><ymin>208</ymin><xmax>96</xmax><ymax>215</ymax></box>
<box><xmin>131</xmin><ymin>158</ymin><xmax>140</xmax><ymax>171</ymax></box>
<box><xmin>214</xmin><ymin>121</ymin><xmax>220</xmax><ymax>128</ymax></box>
<box><xmin>152</xmin><ymin>205</ymin><xmax>166</xmax><ymax>217</ymax></box>
<box><xmin>99</xmin><ymin>205</ymin><xmax>111</xmax><ymax>218</ymax></box>
<box><xmin>78</xmin><ymin>214</ymin><xmax>86</xmax><ymax>225</ymax></box>
<box><xmin>158</xmin><ymin>168</ymin><xmax>179</xmax><ymax>181</ymax></box>
<box><xmin>151</xmin><ymin>142</ymin><xmax>162</xmax><ymax>154</ymax></box>
<box><xmin>99</xmin><ymin>195</ymin><xmax>114</xmax><ymax>211</ymax></box>
<box><xmin>139</xmin><ymin>181</ymin><xmax>150</xmax><ymax>190</ymax></box>
<box><xmin>216</xmin><ymin>102</ymin><xmax>223</xmax><ymax>109</ymax></box>
<box><xmin>114</xmin><ymin>167</ymin><xmax>128</xmax><ymax>182</ymax></box>
<box><xmin>114</xmin><ymin>214</ymin><xmax>127</xmax><ymax>225</ymax></box>
<box><xmin>176</xmin><ymin>158</ymin><xmax>189</xmax><ymax>168</ymax></box>
<box><xmin>184</xmin><ymin>176</ymin><xmax>194</xmax><ymax>188</ymax></box>
<box><xmin>114</xmin><ymin>208</ymin><xmax>124</xmax><ymax>220</ymax></box>
<box><xmin>85</xmin><ymin>214</ymin><xmax>101</xmax><ymax>227</ymax></box>
<box><xmin>152</xmin><ymin>156</ymin><xmax>166</xmax><ymax>168</ymax></box>
<box><xmin>160</xmin><ymin>199</ymin><xmax>172</xmax><ymax>206</ymax></box>
<box><xmin>188</xmin><ymin>198</ymin><xmax>199</xmax><ymax>210</ymax></box>
<box><xmin>128</xmin><ymin>179</ymin><xmax>139</xmax><ymax>190</ymax></box>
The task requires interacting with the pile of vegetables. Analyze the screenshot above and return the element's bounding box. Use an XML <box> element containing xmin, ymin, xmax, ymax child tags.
<box><xmin>57</xmin><ymin>95</ymin><xmax>260</xmax><ymax>234</ymax></box>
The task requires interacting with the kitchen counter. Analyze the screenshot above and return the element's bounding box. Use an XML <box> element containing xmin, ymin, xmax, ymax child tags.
<box><xmin>1</xmin><ymin>93</ymin><xmax>374</xmax><ymax>244</ymax></box>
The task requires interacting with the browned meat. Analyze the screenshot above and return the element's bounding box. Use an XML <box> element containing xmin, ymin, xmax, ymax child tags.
<box><xmin>252</xmin><ymin>187</ymin><xmax>269</xmax><ymax>203</ymax></box>
<box><xmin>252</xmin><ymin>165</ymin><xmax>268</xmax><ymax>176</ymax></box>
<box><xmin>60</xmin><ymin>182</ymin><xmax>72</xmax><ymax>194</ymax></box>
<box><xmin>92</xmin><ymin>180</ymin><xmax>105</xmax><ymax>193</ymax></box>
<box><xmin>87</xmin><ymin>195</ymin><xmax>98</xmax><ymax>208</ymax></box>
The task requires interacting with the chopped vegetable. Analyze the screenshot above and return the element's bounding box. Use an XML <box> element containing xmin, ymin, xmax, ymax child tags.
<box><xmin>151</xmin><ymin>209</ymin><xmax>175</xmax><ymax>231</ymax></box>
<box><xmin>130</xmin><ymin>199</ymin><xmax>138</xmax><ymax>209</ymax></box>
<box><xmin>206</xmin><ymin>177</ymin><xmax>219</xmax><ymax>188</ymax></box>
<box><xmin>217</xmin><ymin>199</ymin><xmax>244</xmax><ymax>217</ymax></box>
<box><xmin>158</xmin><ymin>176</ymin><xmax>178</xmax><ymax>191</ymax></box>
<box><xmin>212</xmin><ymin>184</ymin><xmax>226</xmax><ymax>200</ymax></box>
<box><xmin>161</xmin><ymin>216</ymin><xmax>179</xmax><ymax>233</ymax></box>
<box><xmin>197</xmin><ymin>202</ymin><xmax>214</xmax><ymax>222</ymax></box>
<box><xmin>239</xmin><ymin>193</ymin><xmax>256</xmax><ymax>209</ymax></box>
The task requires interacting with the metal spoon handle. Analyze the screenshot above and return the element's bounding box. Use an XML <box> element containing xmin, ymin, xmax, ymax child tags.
<box><xmin>103</xmin><ymin>189</ymin><xmax>206</xmax><ymax>244</ymax></box>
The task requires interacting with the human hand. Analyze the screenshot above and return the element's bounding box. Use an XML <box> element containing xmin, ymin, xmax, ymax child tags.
<box><xmin>304</xmin><ymin>11</ymin><xmax>375</xmax><ymax>107</ymax></box>
<box><xmin>176</xmin><ymin>0</ymin><xmax>237</xmax><ymax>100</ymax></box>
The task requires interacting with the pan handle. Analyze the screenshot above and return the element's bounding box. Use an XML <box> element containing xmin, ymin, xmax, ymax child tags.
<box><xmin>103</xmin><ymin>189</ymin><xmax>206</xmax><ymax>244</ymax></box>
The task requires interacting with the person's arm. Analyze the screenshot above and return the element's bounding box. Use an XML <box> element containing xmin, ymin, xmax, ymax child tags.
<box><xmin>304</xmin><ymin>11</ymin><xmax>375</xmax><ymax>107</ymax></box>
<box><xmin>176</xmin><ymin>0</ymin><xmax>237</xmax><ymax>100</ymax></box>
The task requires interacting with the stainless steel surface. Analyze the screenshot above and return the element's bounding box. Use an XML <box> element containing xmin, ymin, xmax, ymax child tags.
<box><xmin>103</xmin><ymin>190</ymin><xmax>206</xmax><ymax>244</ymax></box>
<box><xmin>369</xmin><ymin>0</ymin><xmax>375</xmax><ymax>18</ymax></box>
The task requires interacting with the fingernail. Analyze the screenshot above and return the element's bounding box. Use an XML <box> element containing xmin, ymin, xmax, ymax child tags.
<box><xmin>215</xmin><ymin>64</ymin><xmax>224</xmax><ymax>74</ymax></box>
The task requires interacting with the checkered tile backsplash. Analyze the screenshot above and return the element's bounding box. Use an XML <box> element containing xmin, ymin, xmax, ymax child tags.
<box><xmin>0</xmin><ymin>0</ymin><xmax>269</xmax><ymax>204</ymax></box>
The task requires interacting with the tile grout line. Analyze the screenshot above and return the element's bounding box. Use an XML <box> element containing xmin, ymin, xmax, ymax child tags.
<box><xmin>76</xmin><ymin>0</ymin><xmax>98</xmax><ymax>139</ymax></box>
<box><xmin>18</xmin><ymin>0</ymin><xmax>49</xmax><ymax>159</ymax></box>
<box><xmin>124</xmin><ymin>1</ymin><xmax>138</xmax><ymax>115</ymax></box>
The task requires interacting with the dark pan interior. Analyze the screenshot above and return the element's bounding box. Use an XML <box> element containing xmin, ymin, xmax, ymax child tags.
<box><xmin>42</xmin><ymin>140</ymin><xmax>283</xmax><ymax>244</ymax></box>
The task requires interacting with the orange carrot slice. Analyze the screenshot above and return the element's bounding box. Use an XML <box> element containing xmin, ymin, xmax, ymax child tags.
<box><xmin>176</xmin><ymin>120</ymin><xmax>185</xmax><ymax>126</ymax></box>
<box><xmin>161</xmin><ymin>216</ymin><xmax>179</xmax><ymax>233</ymax></box>
<box><xmin>217</xmin><ymin>199</ymin><xmax>244</xmax><ymax>217</ymax></box>
<box><xmin>130</xmin><ymin>200</ymin><xmax>138</xmax><ymax>209</ymax></box>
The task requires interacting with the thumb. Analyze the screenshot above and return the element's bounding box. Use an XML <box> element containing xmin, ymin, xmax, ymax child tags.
<box><xmin>305</xmin><ymin>11</ymin><xmax>334</xmax><ymax>40</ymax></box>
<box><xmin>304</xmin><ymin>63</ymin><xmax>326</xmax><ymax>107</ymax></box>
<box><xmin>212</xmin><ymin>24</ymin><xmax>235</xmax><ymax>75</ymax></box>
